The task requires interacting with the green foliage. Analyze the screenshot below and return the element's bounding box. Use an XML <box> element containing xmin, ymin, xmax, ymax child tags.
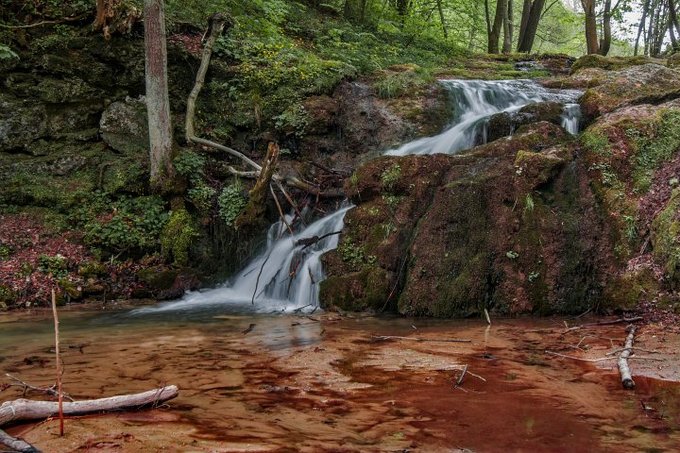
<box><xmin>380</xmin><ymin>163</ymin><xmax>402</xmax><ymax>191</ymax></box>
<box><xmin>274</xmin><ymin>103</ymin><xmax>310</xmax><ymax>137</ymax></box>
<box><xmin>338</xmin><ymin>238</ymin><xmax>376</xmax><ymax>270</ymax></box>
<box><xmin>524</xmin><ymin>193</ymin><xmax>535</xmax><ymax>214</ymax></box>
<box><xmin>506</xmin><ymin>250</ymin><xmax>519</xmax><ymax>260</ymax></box>
<box><xmin>0</xmin><ymin>44</ymin><xmax>18</xmax><ymax>60</ymax></box>
<box><xmin>0</xmin><ymin>243</ymin><xmax>11</xmax><ymax>260</ymax></box>
<box><xmin>188</xmin><ymin>183</ymin><xmax>216</xmax><ymax>215</ymax></box>
<box><xmin>174</xmin><ymin>151</ymin><xmax>206</xmax><ymax>183</ymax></box>
<box><xmin>382</xmin><ymin>194</ymin><xmax>402</xmax><ymax>212</ymax></box>
<box><xmin>218</xmin><ymin>181</ymin><xmax>248</xmax><ymax>226</ymax></box>
<box><xmin>375</xmin><ymin>67</ymin><xmax>433</xmax><ymax>99</ymax></box>
<box><xmin>161</xmin><ymin>208</ymin><xmax>199</xmax><ymax>266</ymax></box>
<box><xmin>83</xmin><ymin>196</ymin><xmax>169</xmax><ymax>255</ymax></box>
<box><xmin>38</xmin><ymin>254</ymin><xmax>68</xmax><ymax>278</ymax></box>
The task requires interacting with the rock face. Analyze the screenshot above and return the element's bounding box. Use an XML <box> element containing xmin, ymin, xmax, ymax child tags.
<box><xmin>322</xmin><ymin>60</ymin><xmax>680</xmax><ymax>317</ymax></box>
<box><xmin>321</xmin><ymin>122</ymin><xmax>618</xmax><ymax>316</ymax></box>
<box><xmin>100</xmin><ymin>97</ymin><xmax>149</xmax><ymax>154</ymax></box>
<box><xmin>486</xmin><ymin>101</ymin><xmax>564</xmax><ymax>142</ymax></box>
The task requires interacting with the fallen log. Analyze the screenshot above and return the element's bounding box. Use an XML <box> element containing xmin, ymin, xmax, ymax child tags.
<box><xmin>618</xmin><ymin>326</ymin><xmax>637</xmax><ymax>390</ymax></box>
<box><xmin>0</xmin><ymin>429</ymin><xmax>39</xmax><ymax>453</ymax></box>
<box><xmin>0</xmin><ymin>385</ymin><xmax>178</xmax><ymax>426</ymax></box>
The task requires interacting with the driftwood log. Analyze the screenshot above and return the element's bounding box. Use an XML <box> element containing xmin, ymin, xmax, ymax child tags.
<box><xmin>0</xmin><ymin>386</ymin><xmax>178</xmax><ymax>452</ymax></box>
<box><xmin>618</xmin><ymin>326</ymin><xmax>637</xmax><ymax>389</ymax></box>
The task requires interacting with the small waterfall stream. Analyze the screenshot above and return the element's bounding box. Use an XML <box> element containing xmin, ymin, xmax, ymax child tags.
<box><xmin>385</xmin><ymin>79</ymin><xmax>582</xmax><ymax>156</ymax></box>
<box><xmin>140</xmin><ymin>79</ymin><xmax>582</xmax><ymax>314</ymax></box>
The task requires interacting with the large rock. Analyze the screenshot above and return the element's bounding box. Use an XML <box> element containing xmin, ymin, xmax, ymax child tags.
<box><xmin>486</xmin><ymin>101</ymin><xmax>564</xmax><ymax>142</ymax></box>
<box><xmin>580</xmin><ymin>64</ymin><xmax>680</xmax><ymax>121</ymax></box>
<box><xmin>100</xmin><ymin>97</ymin><xmax>149</xmax><ymax>154</ymax></box>
<box><xmin>321</xmin><ymin>122</ymin><xmax>616</xmax><ymax>316</ymax></box>
<box><xmin>0</xmin><ymin>94</ymin><xmax>48</xmax><ymax>152</ymax></box>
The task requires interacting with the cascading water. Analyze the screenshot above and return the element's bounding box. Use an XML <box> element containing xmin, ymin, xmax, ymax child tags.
<box><xmin>138</xmin><ymin>79</ymin><xmax>583</xmax><ymax>315</ymax></box>
<box><xmin>385</xmin><ymin>79</ymin><xmax>582</xmax><ymax>156</ymax></box>
<box><xmin>135</xmin><ymin>205</ymin><xmax>353</xmax><ymax>314</ymax></box>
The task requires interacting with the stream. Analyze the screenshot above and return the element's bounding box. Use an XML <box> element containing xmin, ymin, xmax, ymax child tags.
<box><xmin>1</xmin><ymin>309</ymin><xmax>679</xmax><ymax>451</ymax></box>
<box><xmin>4</xmin><ymin>80</ymin><xmax>679</xmax><ymax>451</ymax></box>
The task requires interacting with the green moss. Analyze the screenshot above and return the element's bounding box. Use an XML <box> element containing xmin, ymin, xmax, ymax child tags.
<box><xmin>571</xmin><ymin>54</ymin><xmax>658</xmax><ymax>74</ymax></box>
<box><xmin>161</xmin><ymin>208</ymin><xmax>199</xmax><ymax>266</ymax></box>
<box><xmin>0</xmin><ymin>285</ymin><xmax>17</xmax><ymax>308</ymax></box>
<box><xmin>652</xmin><ymin>189</ymin><xmax>680</xmax><ymax>288</ymax></box>
<box><xmin>320</xmin><ymin>267</ymin><xmax>389</xmax><ymax>311</ymax></box>
<box><xmin>631</xmin><ymin>110</ymin><xmax>680</xmax><ymax>193</ymax></box>
<box><xmin>78</xmin><ymin>260</ymin><xmax>107</xmax><ymax>278</ymax></box>
<box><xmin>380</xmin><ymin>163</ymin><xmax>402</xmax><ymax>191</ymax></box>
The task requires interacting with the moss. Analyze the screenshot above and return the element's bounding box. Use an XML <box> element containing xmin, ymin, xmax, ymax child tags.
<box><xmin>0</xmin><ymin>285</ymin><xmax>17</xmax><ymax>308</ymax></box>
<box><xmin>652</xmin><ymin>189</ymin><xmax>680</xmax><ymax>288</ymax></box>
<box><xmin>571</xmin><ymin>54</ymin><xmax>658</xmax><ymax>74</ymax></box>
<box><xmin>603</xmin><ymin>270</ymin><xmax>659</xmax><ymax>310</ymax></box>
<box><xmin>137</xmin><ymin>266</ymin><xmax>178</xmax><ymax>291</ymax></box>
<box><xmin>514</xmin><ymin>150</ymin><xmax>566</xmax><ymax>190</ymax></box>
<box><xmin>319</xmin><ymin>267</ymin><xmax>389</xmax><ymax>311</ymax></box>
<box><xmin>78</xmin><ymin>260</ymin><xmax>107</xmax><ymax>278</ymax></box>
<box><xmin>631</xmin><ymin>109</ymin><xmax>680</xmax><ymax>193</ymax></box>
<box><xmin>161</xmin><ymin>208</ymin><xmax>199</xmax><ymax>267</ymax></box>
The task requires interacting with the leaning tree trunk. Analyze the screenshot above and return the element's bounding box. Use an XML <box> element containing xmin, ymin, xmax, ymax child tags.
<box><xmin>144</xmin><ymin>0</ymin><xmax>174</xmax><ymax>193</ymax></box>
<box><xmin>517</xmin><ymin>0</ymin><xmax>546</xmax><ymax>52</ymax></box>
<box><xmin>503</xmin><ymin>0</ymin><xmax>514</xmax><ymax>53</ymax></box>
<box><xmin>488</xmin><ymin>0</ymin><xmax>508</xmax><ymax>53</ymax></box>
<box><xmin>599</xmin><ymin>0</ymin><xmax>613</xmax><ymax>55</ymax></box>
<box><xmin>635</xmin><ymin>0</ymin><xmax>652</xmax><ymax>55</ymax></box>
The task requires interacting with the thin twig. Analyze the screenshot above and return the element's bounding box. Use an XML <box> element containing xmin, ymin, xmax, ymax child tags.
<box><xmin>456</xmin><ymin>365</ymin><xmax>468</xmax><ymax>386</ymax></box>
<box><xmin>270</xmin><ymin>185</ymin><xmax>294</xmax><ymax>237</ymax></box>
<box><xmin>371</xmin><ymin>335</ymin><xmax>472</xmax><ymax>343</ymax></box>
<box><xmin>5</xmin><ymin>374</ymin><xmax>74</xmax><ymax>402</ymax></box>
<box><xmin>51</xmin><ymin>289</ymin><xmax>64</xmax><ymax>437</ymax></box>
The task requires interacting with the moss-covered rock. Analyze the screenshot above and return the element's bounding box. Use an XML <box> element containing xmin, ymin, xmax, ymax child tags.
<box><xmin>324</xmin><ymin>123</ymin><xmax>615</xmax><ymax>316</ymax></box>
<box><xmin>579</xmin><ymin>64</ymin><xmax>680</xmax><ymax>121</ymax></box>
<box><xmin>571</xmin><ymin>54</ymin><xmax>661</xmax><ymax>74</ymax></box>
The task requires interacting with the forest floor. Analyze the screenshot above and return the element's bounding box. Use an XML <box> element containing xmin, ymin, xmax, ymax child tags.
<box><xmin>1</xmin><ymin>309</ymin><xmax>679</xmax><ymax>452</ymax></box>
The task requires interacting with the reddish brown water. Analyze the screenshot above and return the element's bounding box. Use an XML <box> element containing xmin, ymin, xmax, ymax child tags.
<box><xmin>1</xmin><ymin>309</ymin><xmax>679</xmax><ymax>452</ymax></box>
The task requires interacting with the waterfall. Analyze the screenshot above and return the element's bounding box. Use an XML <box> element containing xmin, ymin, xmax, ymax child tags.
<box><xmin>138</xmin><ymin>79</ymin><xmax>582</xmax><ymax>315</ymax></box>
<box><xmin>137</xmin><ymin>205</ymin><xmax>353</xmax><ymax>314</ymax></box>
<box><xmin>561</xmin><ymin>103</ymin><xmax>582</xmax><ymax>135</ymax></box>
<box><xmin>385</xmin><ymin>79</ymin><xmax>582</xmax><ymax>156</ymax></box>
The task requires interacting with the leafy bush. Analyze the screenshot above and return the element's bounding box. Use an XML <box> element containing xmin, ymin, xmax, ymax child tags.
<box><xmin>218</xmin><ymin>181</ymin><xmax>247</xmax><ymax>226</ymax></box>
<box><xmin>174</xmin><ymin>150</ymin><xmax>206</xmax><ymax>183</ymax></box>
<box><xmin>38</xmin><ymin>254</ymin><xmax>68</xmax><ymax>278</ymax></box>
<box><xmin>83</xmin><ymin>196</ymin><xmax>169</xmax><ymax>255</ymax></box>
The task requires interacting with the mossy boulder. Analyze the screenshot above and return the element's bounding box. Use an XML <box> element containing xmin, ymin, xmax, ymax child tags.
<box><xmin>579</xmin><ymin>64</ymin><xmax>680</xmax><ymax>121</ymax></box>
<box><xmin>571</xmin><ymin>54</ymin><xmax>660</xmax><ymax>74</ymax></box>
<box><xmin>324</xmin><ymin>123</ymin><xmax>615</xmax><ymax>316</ymax></box>
<box><xmin>669</xmin><ymin>53</ymin><xmax>680</xmax><ymax>69</ymax></box>
<box><xmin>486</xmin><ymin>101</ymin><xmax>565</xmax><ymax>142</ymax></box>
<box><xmin>99</xmin><ymin>97</ymin><xmax>149</xmax><ymax>154</ymax></box>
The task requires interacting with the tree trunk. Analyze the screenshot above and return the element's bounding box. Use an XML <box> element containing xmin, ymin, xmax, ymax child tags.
<box><xmin>503</xmin><ymin>0</ymin><xmax>514</xmax><ymax>53</ymax></box>
<box><xmin>517</xmin><ymin>0</ymin><xmax>532</xmax><ymax>47</ymax></box>
<box><xmin>635</xmin><ymin>0</ymin><xmax>652</xmax><ymax>55</ymax></box>
<box><xmin>517</xmin><ymin>0</ymin><xmax>546</xmax><ymax>52</ymax></box>
<box><xmin>488</xmin><ymin>0</ymin><xmax>507</xmax><ymax>53</ymax></box>
<box><xmin>582</xmin><ymin>0</ymin><xmax>600</xmax><ymax>54</ymax></box>
<box><xmin>670</xmin><ymin>0</ymin><xmax>680</xmax><ymax>39</ymax></box>
<box><xmin>436</xmin><ymin>0</ymin><xmax>448</xmax><ymax>38</ymax></box>
<box><xmin>598</xmin><ymin>0</ymin><xmax>613</xmax><ymax>55</ymax></box>
<box><xmin>0</xmin><ymin>386</ymin><xmax>179</xmax><ymax>426</ymax></box>
<box><xmin>144</xmin><ymin>0</ymin><xmax>174</xmax><ymax>192</ymax></box>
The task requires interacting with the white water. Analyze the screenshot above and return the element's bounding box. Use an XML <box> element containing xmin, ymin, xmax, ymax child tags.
<box><xmin>385</xmin><ymin>79</ymin><xmax>582</xmax><ymax>156</ymax></box>
<box><xmin>137</xmin><ymin>79</ymin><xmax>582</xmax><ymax>315</ymax></box>
<box><xmin>135</xmin><ymin>205</ymin><xmax>353</xmax><ymax>314</ymax></box>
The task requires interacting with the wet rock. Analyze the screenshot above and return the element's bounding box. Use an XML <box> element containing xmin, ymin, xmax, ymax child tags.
<box><xmin>486</xmin><ymin>102</ymin><xmax>564</xmax><ymax>142</ymax></box>
<box><xmin>323</xmin><ymin>123</ymin><xmax>611</xmax><ymax>316</ymax></box>
<box><xmin>100</xmin><ymin>97</ymin><xmax>149</xmax><ymax>154</ymax></box>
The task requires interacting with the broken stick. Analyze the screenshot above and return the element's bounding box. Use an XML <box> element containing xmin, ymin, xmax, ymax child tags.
<box><xmin>618</xmin><ymin>325</ymin><xmax>637</xmax><ymax>390</ymax></box>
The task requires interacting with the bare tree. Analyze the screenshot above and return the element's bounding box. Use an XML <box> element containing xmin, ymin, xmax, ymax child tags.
<box><xmin>144</xmin><ymin>0</ymin><xmax>174</xmax><ymax>192</ymax></box>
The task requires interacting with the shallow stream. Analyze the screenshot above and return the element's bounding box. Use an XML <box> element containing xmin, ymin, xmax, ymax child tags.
<box><xmin>1</xmin><ymin>308</ymin><xmax>679</xmax><ymax>452</ymax></box>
